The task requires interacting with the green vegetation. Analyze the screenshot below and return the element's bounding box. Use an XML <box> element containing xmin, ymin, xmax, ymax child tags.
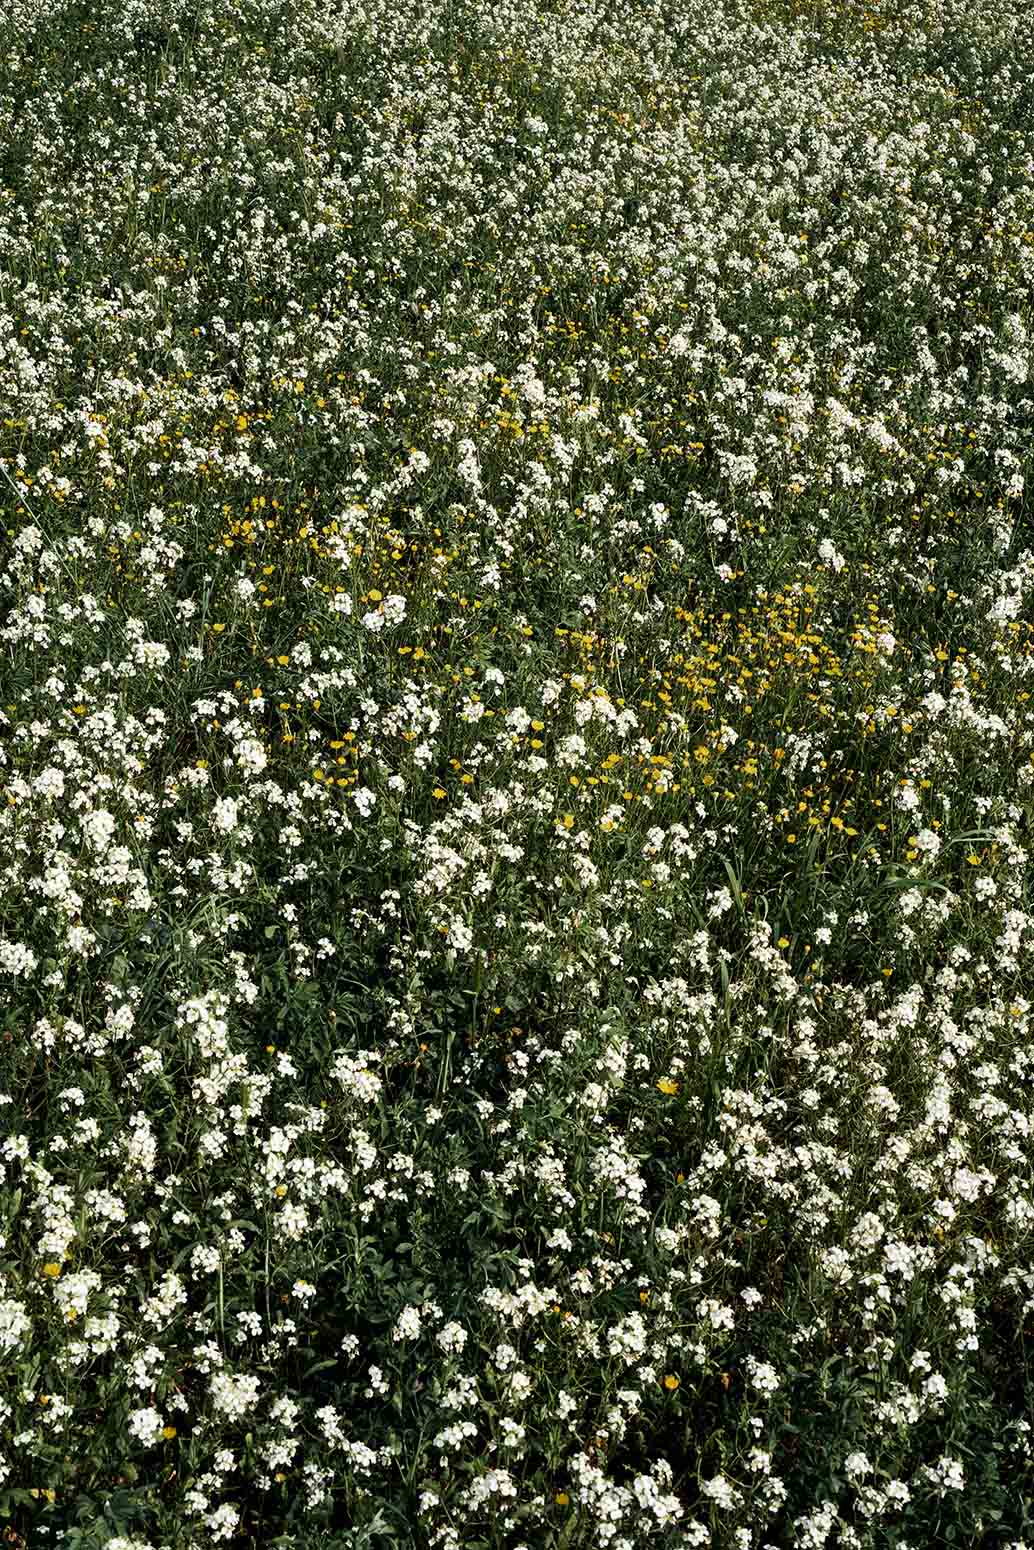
<box><xmin>0</xmin><ymin>0</ymin><xmax>1033</xmax><ymax>1544</ymax></box>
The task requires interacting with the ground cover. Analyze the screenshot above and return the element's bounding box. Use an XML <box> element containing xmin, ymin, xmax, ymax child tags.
<box><xmin>1</xmin><ymin>0</ymin><xmax>1033</xmax><ymax>1544</ymax></box>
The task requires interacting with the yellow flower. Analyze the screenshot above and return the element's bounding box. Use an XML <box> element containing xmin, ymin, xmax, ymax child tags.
<box><xmin>555</xmin><ymin>1492</ymin><xmax>570</xmax><ymax>1506</ymax></box>
<box><xmin>663</xmin><ymin>1374</ymin><xmax>680</xmax><ymax>1391</ymax></box>
<box><xmin>656</xmin><ymin>1078</ymin><xmax>679</xmax><ymax>1096</ymax></box>
<box><xmin>162</xmin><ymin>1426</ymin><xmax>177</xmax><ymax>1440</ymax></box>
<box><xmin>275</xmin><ymin>1184</ymin><xmax>288</xmax><ymax>1198</ymax></box>
<box><xmin>432</xmin><ymin>787</ymin><xmax>447</xmax><ymax>800</ymax></box>
<box><xmin>42</xmin><ymin>1262</ymin><xmax>61</xmax><ymax>1278</ymax></box>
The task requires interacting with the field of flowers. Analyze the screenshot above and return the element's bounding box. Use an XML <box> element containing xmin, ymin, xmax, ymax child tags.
<box><xmin>1</xmin><ymin>0</ymin><xmax>1034</xmax><ymax>1543</ymax></box>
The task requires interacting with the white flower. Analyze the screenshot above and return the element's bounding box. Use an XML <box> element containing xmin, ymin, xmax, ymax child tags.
<box><xmin>437</xmin><ymin>1321</ymin><xmax>467</xmax><ymax>1354</ymax></box>
<box><xmin>353</xmin><ymin>786</ymin><xmax>376</xmax><ymax>818</ymax></box>
<box><xmin>843</xmin><ymin>1451</ymin><xmax>871</xmax><ymax>1482</ymax></box>
<box><xmin>212</xmin><ymin>797</ymin><xmax>239</xmax><ymax>833</ymax></box>
<box><xmin>895</xmin><ymin>782</ymin><xmax>920</xmax><ymax>812</ymax></box>
<box><xmin>0</xmin><ymin>1295</ymin><xmax>30</xmax><ymax>1352</ymax></box>
<box><xmin>924</xmin><ymin>1455</ymin><xmax>965</xmax><ymax>1494</ymax></box>
<box><xmin>745</xmin><ymin>1357</ymin><xmax>781</xmax><ymax>1395</ymax></box>
<box><xmin>236</xmin><ymin>738</ymin><xmax>267</xmax><ymax>775</ymax></box>
<box><xmin>209</xmin><ymin>1371</ymin><xmax>261</xmax><ymax>1419</ymax></box>
<box><xmin>205</xmin><ymin>1503</ymin><xmax>240</xmax><ymax>1542</ymax></box>
<box><xmin>914</xmin><ymin>827</ymin><xmax>941</xmax><ymax>859</ymax></box>
<box><xmin>393</xmin><ymin>1305</ymin><xmax>422</xmax><ymax>1342</ymax></box>
<box><xmin>128</xmin><ymin>1406</ymin><xmax>165</xmax><ymax>1446</ymax></box>
<box><xmin>701</xmin><ymin>1473</ymin><xmax>741</xmax><ymax>1510</ymax></box>
<box><xmin>55</xmin><ymin>1271</ymin><xmax>101</xmax><ymax>1320</ymax></box>
<box><xmin>34</xmin><ymin>766</ymin><xmax>65</xmax><ymax>800</ymax></box>
<box><xmin>82</xmin><ymin>809</ymin><xmax>117</xmax><ymax>849</ymax></box>
<box><xmin>133</xmin><ymin>640</ymin><xmax>171</xmax><ymax>669</ymax></box>
<box><xmin>0</xmin><ymin>940</ymin><xmax>38</xmax><ymax>979</ymax></box>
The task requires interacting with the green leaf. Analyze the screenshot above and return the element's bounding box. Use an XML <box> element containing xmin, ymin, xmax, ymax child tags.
<box><xmin>303</xmin><ymin>1357</ymin><xmax>339</xmax><ymax>1379</ymax></box>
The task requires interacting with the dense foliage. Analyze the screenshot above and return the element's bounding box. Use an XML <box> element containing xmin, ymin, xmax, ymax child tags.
<box><xmin>1</xmin><ymin>0</ymin><xmax>1033</xmax><ymax>1544</ymax></box>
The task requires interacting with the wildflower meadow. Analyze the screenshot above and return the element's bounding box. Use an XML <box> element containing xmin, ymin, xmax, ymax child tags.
<box><xmin>1</xmin><ymin>0</ymin><xmax>1034</xmax><ymax>1544</ymax></box>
